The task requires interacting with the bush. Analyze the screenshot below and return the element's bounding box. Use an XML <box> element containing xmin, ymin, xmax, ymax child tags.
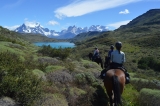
<box><xmin>131</xmin><ymin>78</ymin><xmax>159</xmax><ymax>91</ymax></box>
<box><xmin>74</xmin><ymin>72</ymin><xmax>97</xmax><ymax>86</ymax></box>
<box><xmin>46</xmin><ymin>70</ymin><xmax>73</xmax><ymax>84</ymax></box>
<box><xmin>65</xmin><ymin>62</ymin><xmax>75</xmax><ymax>72</ymax></box>
<box><xmin>37</xmin><ymin>45</ymin><xmax>72</xmax><ymax>60</ymax></box>
<box><xmin>138</xmin><ymin>57</ymin><xmax>160</xmax><ymax>72</ymax></box>
<box><xmin>139</xmin><ymin>88</ymin><xmax>160</xmax><ymax>106</ymax></box>
<box><xmin>0</xmin><ymin>51</ymin><xmax>43</xmax><ymax>105</ymax></box>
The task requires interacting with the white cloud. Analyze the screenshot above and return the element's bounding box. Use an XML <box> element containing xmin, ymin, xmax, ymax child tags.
<box><xmin>4</xmin><ymin>25</ymin><xmax>20</xmax><ymax>30</ymax></box>
<box><xmin>107</xmin><ymin>20</ymin><xmax>131</xmax><ymax>29</ymax></box>
<box><xmin>54</xmin><ymin>0</ymin><xmax>141</xmax><ymax>19</ymax></box>
<box><xmin>48</xmin><ymin>20</ymin><xmax>59</xmax><ymax>26</ymax></box>
<box><xmin>119</xmin><ymin>9</ymin><xmax>130</xmax><ymax>14</ymax></box>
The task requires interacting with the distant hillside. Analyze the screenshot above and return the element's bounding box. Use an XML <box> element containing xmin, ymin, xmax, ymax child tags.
<box><xmin>0</xmin><ymin>26</ymin><xmax>29</xmax><ymax>45</ymax></box>
<box><xmin>72</xmin><ymin>9</ymin><xmax>160</xmax><ymax>43</ymax></box>
<box><xmin>20</xmin><ymin>33</ymin><xmax>58</xmax><ymax>43</ymax></box>
<box><xmin>70</xmin><ymin>31</ymin><xmax>108</xmax><ymax>42</ymax></box>
<box><xmin>73</xmin><ymin>9</ymin><xmax>160</xmax><ymax>72</ymax></box>
<box><xmin>120</xmin><ymin>9</ymin><xmax>160</xmax><ymax>28</ymax></box>
<box><xmin>0</xmin><ymin>26</ymin><xmax>58</xmax><ymax>43</ymax></box>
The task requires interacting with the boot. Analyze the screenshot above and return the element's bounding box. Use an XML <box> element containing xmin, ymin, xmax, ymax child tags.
<box><xmin>125</xmin><ymin>72</ymin><xmax>130</xmax><ymax>84</ymax></box>
<box><xmin>99</xmin><ymin>69</ymin><xmax>107</xmax><ymax>79</ymax></box>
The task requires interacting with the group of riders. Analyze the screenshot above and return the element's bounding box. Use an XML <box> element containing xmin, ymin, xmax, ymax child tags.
<box><xmin>92</xmin><ymin>41</ymin><xmax>130</xmax><ymax>84</ymax></box>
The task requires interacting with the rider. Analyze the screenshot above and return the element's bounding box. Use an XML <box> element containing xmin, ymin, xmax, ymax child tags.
<box><xmin>106</xmin><ymin>45</ymin><xmax>114</xmax><ymax>67</ymax></box>
<box><xmin>100</xmin><ymin>45</ymin><xmax>114</xmax><ymax>78</ymax></box>
<box><xmin>110</xmin><ymin>41</ymin><xmax>125</xmax><ymax>68</ymax></box>
<box><xmin>100</xmin><ymin>42</ymin><xmax>130</xmax><ymax>84</ymax></box>
<box><xmin>93</xmin><ymin>47</ymin><xmax>99</xmax><ymax>61</ymax></box>
<box><xmin>110</xmin><ymin>41</ymin><xmax>130</xmax><ymax>84</ymax></box>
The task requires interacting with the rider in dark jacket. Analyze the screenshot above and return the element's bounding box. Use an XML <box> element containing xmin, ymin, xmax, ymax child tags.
<box><xmin>100</xmin><ymin>45</ymin><xmax>114</xmax><ymax>78</ymax></box>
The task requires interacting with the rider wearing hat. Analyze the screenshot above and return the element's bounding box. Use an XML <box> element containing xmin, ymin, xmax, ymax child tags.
<box><xmin>110</xmin><ymin>41</ymin><xmax>125</xmax><ymax>68</ymax></box>
<box><xmin>111</xmin><ymin>41</ymin><xmax>130</xmax><ymax>84</ymax></box>
<box><xmin>100</xmin><ymin>45</ymin><xmax>114</xmax><ymax>78</ymax></box>
<box><xmin>100</xmin><ymin>41</ymin><xmax>130</xmax><ymax>84</ymax></box>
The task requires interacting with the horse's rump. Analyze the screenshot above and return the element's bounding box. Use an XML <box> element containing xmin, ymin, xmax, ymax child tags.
<box><xmin>104</xmin><ymin>69</ymin><xmax>125</xmax><ymax>106</ymax></box>
<box><xmin>105</xmin><ymin>69</ymin><xmax>125</xmax><ymax>88</ymax></box>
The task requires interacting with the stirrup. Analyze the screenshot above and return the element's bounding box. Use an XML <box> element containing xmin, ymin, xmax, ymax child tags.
<box><xmin>125</xmin><ymin>77</ymin><xmax>130</xmax><ymax>84</ymax></box>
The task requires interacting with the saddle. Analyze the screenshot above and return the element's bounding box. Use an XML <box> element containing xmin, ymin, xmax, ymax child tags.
<box><xmin>101</xmin><ymin>66</ymin><xmax>130</xmax><ymax>84</ymax></box>
<box><xmin>116</xmin><ymin>67</ymin><xmax>130</xmax><ymax>84</ymax></box>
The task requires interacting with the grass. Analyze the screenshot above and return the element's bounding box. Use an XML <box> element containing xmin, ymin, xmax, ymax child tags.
<box><xmin>45</xmin><ymin>65</ymin><xmax>65</xmax><ymax>73</ymax></box>
<box><xmin>1</xmin><ymin>14</ymin><xmax>160</xmax><ymax>105</ymax></box>
<box><xmin>122</xmin><ymin>84</ymin><xmax>139</xmax><ymax>106</ymax></box>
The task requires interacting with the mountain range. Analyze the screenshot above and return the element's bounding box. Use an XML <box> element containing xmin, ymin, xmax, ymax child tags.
<box><xmin>14</xmin><ymin>23</ymin><xmax>108</xmax><ymax>39</ymax></box>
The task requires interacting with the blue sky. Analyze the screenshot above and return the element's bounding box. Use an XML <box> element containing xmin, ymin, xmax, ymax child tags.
<box><xmin>0</xmin><ymin>0</ymin><xmax>160</xmax><ymax>32</ymax></box>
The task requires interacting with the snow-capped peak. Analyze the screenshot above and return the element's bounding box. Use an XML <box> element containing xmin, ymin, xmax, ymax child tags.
<box><xmin>14</xmin><ymin>23</ymin><xmax>109</xmax><ymax>39</ymax></box>
<box><xmin>24</xmin><ymin>21</ymin><xmax>42</xmax><ymax>28</ymax></box>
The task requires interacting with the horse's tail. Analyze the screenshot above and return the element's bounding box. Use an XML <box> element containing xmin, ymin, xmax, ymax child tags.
<box><xmin>112</xmin><ymin>75</ymin><xmax>122</xmax><ymax>106</ymax></box>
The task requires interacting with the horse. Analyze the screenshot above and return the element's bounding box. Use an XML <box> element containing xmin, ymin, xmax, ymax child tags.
<box><xmin>88</xmin><ymin>53</ymin><xmax>103</xmax><ymax>69</ymax></box>
<box><xmin>88</xmin><ymin>52</ymin><xmax>93</xmax><ymax>61</ymax></box>
<box><xmin>104</xmin><ymin>56</ymin><xmax>110</xmax><ymax>69</ymax></box>
<box><xmin>103</xmin><ymin>68</ymin><xmax>126</xmax><ymax>106</ymax></box>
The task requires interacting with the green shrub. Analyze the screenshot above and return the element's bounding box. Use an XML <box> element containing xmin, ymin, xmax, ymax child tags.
<box><xmin>75</xmin><ymin>72</ymin><xmax>97</xmax><ymax>86</ymax></box>
<box><xmin>132</xmin><ymin>59</ymin><xmax>136</xmax><ymax>63</ymax></box>
<box><xmin>37</xmin><ymin>45</ymin><xmax>71</xmax><ymax>60</ymax></box>
<box><xmin>131</xmin><ymin>78</ymin><xmax>159</xmax><ymax>91</ymax></box>
<box><xmin>0</xmin><ymin>51</ymin><xmax>43</xmax><ymax>105</ymax></box>
<box><xmin>139</xmin><ymin>88</ymin><xmax>160</xmax><ymax>106</ymax></box>
<box><xmin>65</xmin><ymin>62</ymin><xmax>75</xmax><ymax>72</ymax></box>
<box><xmin>46</xmin><ymin>70</ymin><xmax>73</xmax><ymax>84</ymax></box>
<box><xmin>138</xmin><ymin>56</ymin><xmax>160</xmax><ymax>72</ymax></box>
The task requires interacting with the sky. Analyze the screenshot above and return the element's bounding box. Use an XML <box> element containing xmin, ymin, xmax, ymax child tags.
<box><xmin>0</xmin><ymin>0</ymin><xmax>160</xmax><ymax>32</ymax></box>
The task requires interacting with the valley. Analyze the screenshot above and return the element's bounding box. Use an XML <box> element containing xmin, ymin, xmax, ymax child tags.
<box><xmin>0</xmin><ymin>9</ymin><xmax>160</xmax><ymax>106</ymax></box>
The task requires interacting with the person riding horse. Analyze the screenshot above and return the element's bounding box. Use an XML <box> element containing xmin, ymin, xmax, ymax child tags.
<box><xmin>93</xmin><ymin>47</ymin><xmax>100</xmax><ymax>61</ymax></box>
<box><xmin>88</xmin><ymin>48</ymin><xmax>103</xmax><ymax>69</ymax></box>
<box><xmin>100</xmin><ymin>41</ymin><xmax>130</xmax><ymax>84</ymax></box>
<box><xmin>104</xmin><ymin>45</ymin><xmax>114</xmax><ymax>68</ymax></box>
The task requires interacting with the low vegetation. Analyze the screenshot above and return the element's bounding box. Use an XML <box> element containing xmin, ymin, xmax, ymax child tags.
<box><xmin>0</xmin><ymin>9</ymin><xmax>160</xmax><ymax>106</ymax></box>
<box><xmin>138</xmin><ymin>56</ymin><xmax>160</xmax><ymax>72</ymax></box>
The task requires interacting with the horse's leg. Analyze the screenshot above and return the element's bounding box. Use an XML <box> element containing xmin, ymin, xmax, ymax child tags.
<box><xmin>100</xmin><ymin>59</ymin><xmax>103</xmax><ymax>69</ymax></box>
<box><xmin>107</xmin><ymin>91</ymin><xmax>113</xmax><ymax>106</ymax></box>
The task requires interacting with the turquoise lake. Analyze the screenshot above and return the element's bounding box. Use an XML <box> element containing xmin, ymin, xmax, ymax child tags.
<box><xmin>34</xmin><ymin>42</ymin><xmax>75</xmax><ymax>48</ymax></box>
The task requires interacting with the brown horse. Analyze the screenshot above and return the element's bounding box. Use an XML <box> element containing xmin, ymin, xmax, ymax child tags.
<box><xmin>104</xmin><ymin>69</ymin><xmax>125</xmax><ymax>106</ymax></box>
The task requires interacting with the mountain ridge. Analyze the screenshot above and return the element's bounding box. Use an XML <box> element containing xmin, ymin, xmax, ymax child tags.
<box><xmin>119</xmin><ymin>9</ymin><xmax>160</xmax><ymax>29</ymax></box>
<box><xmin>14</xmin><ymin>24</ymin><xmax>109</xmax><ymax>39</ymax></box>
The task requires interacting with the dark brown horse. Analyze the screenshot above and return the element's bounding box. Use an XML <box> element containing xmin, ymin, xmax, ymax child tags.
<box><xmin>104</xmin><ymin>69</ymin><xmax>125</xmax><ymax>106</ymax></box>
<box><xmin>88</xmin><ymin>53</ymin><xmax>103</xmax><ymax>69</ymax></box>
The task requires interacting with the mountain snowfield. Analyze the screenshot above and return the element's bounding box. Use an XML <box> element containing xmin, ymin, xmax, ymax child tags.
<box><xmin>14</xmin><ymin>23</ymin><xmax>109</xmax><ymax>39</ymax></box>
